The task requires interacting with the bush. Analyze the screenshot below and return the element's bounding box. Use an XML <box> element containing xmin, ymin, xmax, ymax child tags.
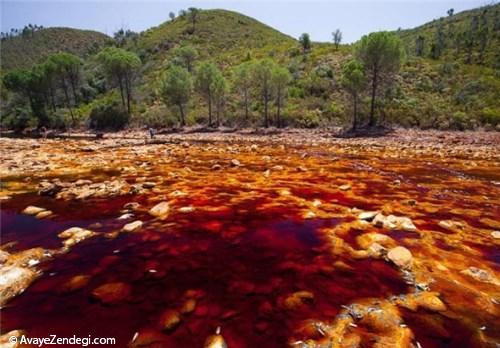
<box><xmin>295</xmin><ymin>109</ymin><xmax>322</xmax><ymax>128</ymax></box>
<box><xmin>89</xmin><ymin>102</ymin><xmax>129</xmax><ymax>130</ymax></box>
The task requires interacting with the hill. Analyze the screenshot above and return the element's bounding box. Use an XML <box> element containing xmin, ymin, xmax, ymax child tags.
<box><xmin>397</xmin><ymin>3</ymin><xmax>500</xmax><ymax>68</ymax></box>
<box><xmin>0</xmin><ymin>27</ymin><xmax>111</xmax><ymax>70</ymax></box>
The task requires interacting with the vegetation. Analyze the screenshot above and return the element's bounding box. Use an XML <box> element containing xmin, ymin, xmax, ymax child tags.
<box><xmin>1</xmin><ymin>5</ymin><xmax>499</xmax><ymax>133</ymax></box>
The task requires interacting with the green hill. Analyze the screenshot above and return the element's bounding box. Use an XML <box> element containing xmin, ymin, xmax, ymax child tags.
<box><xmin>0</xmin><ymin>27</ymin><xmax>111</xmax><ymax>70</ymax></box>
<box><xmin>397</xmin><ymin>3</ymin><xmax>500</xmax><ymax>68</ymax></box>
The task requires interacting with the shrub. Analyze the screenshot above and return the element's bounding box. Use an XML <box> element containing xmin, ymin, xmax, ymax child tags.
<box><xmin>295</xmin><ymin>109</ymin><xmax>322</xmax><ymax>128</ymax></box>
<box><xmin>89</xmin><ymin>102</ymin><xmax>129</xmax><ymax>130</ymax></box>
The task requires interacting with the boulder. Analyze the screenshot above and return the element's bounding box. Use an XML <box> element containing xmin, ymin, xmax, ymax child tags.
<box><xmin>58</xmin><ymin>227</ymin><xmax>96</xmax><ymax>248</ymax></box>
<box><xmin>122</xmin><ymin>220</ymin><xmax>143</xmax><ymax>233</ymax></box>
<box><xmin>358</xmin><ymin>211</ymin><xmax>379</xmax><ymax>221</ymax></box>
<box><xmin>149</xmin><ymin>202</ymin><xmax>170</xmax><ymax>218</ymax></box>
<box><xmin>35</xmin><ymin>210</ymin><xmax>53</xmax><ymax>219</ymax></box>
<box><xmin>387</xmin><ymin>246</ymin><xmax>413</xmax><ymax>269</ymax></box>
<box><xmin>0</xmin><ymin>266</ymin><xmax>37</xmax><ymax>306</ymax></box>
<box><xmin>22</xmin><ymin>206</ymin><xmax>46</xmax><ymax>215</ymax></box>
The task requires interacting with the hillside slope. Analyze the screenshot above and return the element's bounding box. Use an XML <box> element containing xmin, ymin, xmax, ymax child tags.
<box><xmin>0</xmin><ymin>27</ymin><xmax>111</xmax><ymax>70</ymax></box>
<box><xmin>398</xmin><ymin>3</ymin><xmax>500</xmax><ymax>68</ymax></box>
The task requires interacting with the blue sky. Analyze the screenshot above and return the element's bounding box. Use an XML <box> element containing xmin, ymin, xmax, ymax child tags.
<box><xmin>1</xmin><ymin>0</ymin><xmax>492</xmax><ymax>43</ymax></box>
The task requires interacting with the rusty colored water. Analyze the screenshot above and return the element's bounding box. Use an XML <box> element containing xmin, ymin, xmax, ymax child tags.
<box><xmin>0</xmin><ymin>136</ymin><xmax>499</xmax><ymax>347</ymax></box>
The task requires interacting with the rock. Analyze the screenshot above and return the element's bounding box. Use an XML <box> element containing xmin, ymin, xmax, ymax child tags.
<box><xmin>438</xmin><ymin>220</ymin><xmax>463</xmax><ymax>231</ymax></box>
<box><xmin>5</xmin><ymin>247</ymin><xmax>49</xmax><ymax>267</ymax></box>
<box><xmin>149</xmin><ymin>202</ymin><xmax>169</xmax><ymax>218</ymax></box>
<box><xmin>281</xmin><ymin>291</ymin><xmax>314</xmax><ymax>310</ymax></box>
<box><xmin>178</xmin><ymin>206</ymin><xmax>195</xmax><ymax>213</ymax></box>
<box><xmin>387</xmin><ymin>246</ymin><xmax>413</xmax><ymax>269</ymax></box>
<box><xmin>159</xmin><ymin>309</ymin><xmax>181</xmax><ymax>331</ymax></box>
<box><xmin>339</xmin><ymin>184</ymin><xmax>351</xmax><ymax>191</ymax></box>
<box><xmin>303</xmin><ymin>211</ymin><xmax>316</xmax><ymax>219</ymax></box>
<box><xmin>0</xmin><ymin>250</ymin><xmax>10</xmax><ymax>264</ymax></box>
<box><xmin>129</xmin><ymin>329</ymin><xmax>165</xmax><ymax>347</ymax></box>
<box><xmin>74</xmin><ymin>179</ymin><xmax>92</xmax><ymax>186</ymax></box>
<box><xmin>491</xmin><ymin>231</ymin><xmax>500</xmax><ymax>239</ymax></box>
<box><xmin>358</xmin><ymin>211</ymin><xmax>379</xmax><ymax>221</ymax></box>
<box><xmin>0</xmin><ymin>266</ymin><xmax>37</xmax><ymax>306</ymax></box>
<box><xmin>58</xmin><ymin>227</ymin><xmax>96</xmax><ymax>248</ymax></box>
<box><xmin>373</xmin><ymin>214</ymin><xmax>418</xmax><ymax>232</ymax></box>
<box><xmin>0</xmin><ymin>330</ymin><xmax>25</xmax><ymax>348</ymax></box>
<box><xmin>62</xmin><ymin>274</ymin><xmax>91</xmax><ymax>293</ymax></box>
<box><xmin>91</xmin><ymin>282</ymin><xmax>131</xmax><ymax>304</ymax></box>
<box><xmin>461</xmin><ymin>267</ymin><xmax>499</xmax><ymax>285</ymax></box>
<box><xmin>124</xmin><ymin>202</ymin><xmax>141</xmax><ymax>211</ymax></box>
<box><xmin>204</xmin><ymin>331</ymin><xmax>227</xmax><ymax>348</ymax></box>
<box><xmin>22</xmin><ymin>206</ymin><xmax>46</xmax><ymax>215</ymax></box>
<box><xmin>142</xmin><ymin>182</ymin><xmax>156</xmax><ymax>189</ymax></box>
<box><xmin>122</xmin><ymin>220</ymin><xmax>143</xmax><ymax>232</ymax></box>
<box><xmin>180</xmin><ymin>299</ymin><xmax>197</xmax><ymax>314</ymax></box>
<box><xmin>357</xmin><ymin>233</ymin><xmax>394</xmax><ymax>249</ymax></box>
<box><xmin>35</xmin><ymin>210</ymin><xmax>53</xmax><ymax>219</ymax></box>
<box><xmin>211</xmin><ymin>164</ymin><xmax>222</xmax><ymax>170</ymax></box>
<box><xmin>117</xmin><ymin>213</ymin><xmax>134</xmax><ymax>220</ymax></box>
<box><xmin>230</xmin><ymin>159</ymin><xmax>241</xmax><ymax>167</ymax></box>
<box><xmin>38</xmin><ymin>183</ymin><xmax>62</xmax><ymax>196</ymax></box>
<box><xmin>250</xmin><ymin>144</ymin><xmax>258</xmax><ymax>151</ymax></box>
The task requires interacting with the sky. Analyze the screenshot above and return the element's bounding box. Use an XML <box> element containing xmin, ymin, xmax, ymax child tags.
<box><xmin>0</xmin><ymin>0</ymin><xmax>494</xmax><ymax>43</ymax></box>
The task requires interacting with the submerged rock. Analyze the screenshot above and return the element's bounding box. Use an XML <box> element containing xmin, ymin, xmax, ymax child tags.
<box><xmin>62</xmin><ymin>274</ymin><xmax>91</xmax><ymax>293</ymax></box>
<box><xmin>149</xmin><ymin>202</ymin><xmax>170</xmax><ymax>218</ymax></box>
<box><xmin>461</xmin><ymin>267</ymin><xmax>499</xmax><ymax>285</ymax></box>
<box><xmin>91</xmin><ymin>282</ymin><xmax>131</xmax><ymax>304</ymax></box>
<box><xmin>204</xmin><ymin>328</ymin><xmax>227</xmax><ymax>348</ymax></box>
<box><xmin>387</xmin><ymin>246</ymin><xmax>413</xmax><ymax>269</ymax></box>
<box><xmin>281</xmin><ymin>291</ymin><xmax>315</xmax><ymax>310</ymax></box>
<box><xmin>35</xmin><ymin>210</ymin><xmax>53</xmax><ymax>219</ymax></box>
<box><xmin>159</xmin><ymin>309</ymin><xmax>181</xmax><ymax>331</ymax></box>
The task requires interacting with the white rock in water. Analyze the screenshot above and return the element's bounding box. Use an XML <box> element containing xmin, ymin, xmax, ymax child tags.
<box><xmin>179</xmin><ymin>206</ymin><xmax>195</xmax><ymax>213</ymax></box>
<box><xmin>149</xmin><ymin>202</ymin><xmax>170</xmax><ymax>217</ymax></box>
<box><xmin>22</xmin><ymin>206</ymin><xmax>46</xmax><ymax>215</ymax></box>
<box><xmin>58</xmin><ymin>227</ymin><xmax>96</xmax><ymax>248</ymax></box>
<box><xmin>122</xmin><ymin>220</ymin><xmax>143</xmax><ymax>232</ymax></box>
<box><xmin>491</xmin><ymin>231</ymin><xmax>500</xmax><ymax>239</ymax></box>
<box><xmin>358</xmin><ymin>211</ymin><xmax>379</xmax><ymax>221</ymax></box>
<box><xmin>0</xmin><ymin>266</ymin><xmax>37</xmax><ymax>306</ymax></box>
<box><xmin>117</xmin><ymin>213</ymin><xmax>134</xmax><ymax>220</ymax></box>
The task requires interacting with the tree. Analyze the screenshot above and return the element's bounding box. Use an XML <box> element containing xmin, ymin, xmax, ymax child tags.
<box><xmin>341</xmin><ymin>60</ymin><xmax>366</xmax><ymax>131</ymax></box>
<box><xmin>159</xmin><ymin>65</ymin><xmax>192</xmax><ymax>126</ymax></box>
<box><xmin>357</xmin><ymin>31</ymin><xmax>403</xmax><ymax>127</ymax></box>
<box><xmin>332</xmin><ymin>29</ymin><xmax>342</xmax><ymax>50</ymax></box>
<box><xmin>195</xmin><ymin>62</ymin><xmax>222</xmax><ymax>127</ymax></box>
<box><xmin>233</xmin><ymin>62</ymin><xmax>253</xmax><ymax>121</ymax></box>
<box><xmin>46</xmin><ymin>53</ymin><xmax>82</xmax><ymax>123</ymax></box>
<box><xmin>169</xmin><ymin>12</ymin><xmax>176</xmax><ymax>21</ymax></box>
<box><xmin>252</xmin><ymin>59</ymin><xmax>276</xmax><ymax>127</ymax></box>
<box><xmin>447</xmin><ymin>8</ymin><xmax>454</xmax><ymax>17</ymax></box>
<box><xmin>97</xmin><ymin>47</ymin><xmax>141</xmax><ymax>114</ymax></box>
<box><xmin>188</xmin><ymin>7</ymin><xmax>199</xmax><ymax>33</ymax></box>
<box><xmin>173</xmin><ymin>45</ymin><xmax>198</xmax><ymax>72</ymax></box>
<box><xmin>3</xmin><ymin>68</ymin><xmax>49</xmax><ymax>126</ymax></box>
<box><xmin>299</xmin><ymin>33</ymin><xmax>311</xmax><ymax>54</ymax></box>
<box><xmin>415</xmin><ymin>35</ymin><xmax>425</xmax><ymax>56</ymax></box>
<box><xmin>430</xmin><ymin>20</ymin><xmax>445</xmax><ymax>59</ymax></box>
<box><xmin>212</xmin><ymin>73</ymin><xmax>228</xmax><ymax>127</ymax></box>
<box><xmin>271</xmin><ymin>66</ymin><xmax>291</xmax><ymax>128</ymax></box>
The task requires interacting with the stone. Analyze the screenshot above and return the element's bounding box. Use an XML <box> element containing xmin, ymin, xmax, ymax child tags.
<box><xmin>124</xmin><ymin>202</ymin><xmax>141</xmax><ymax>211</ymax></box>
<box><xmin>230</xmin><ymin>159</ymin><xmax>241</xmax><ymax>167</ymax></box>
<box><xmin>142</xmin><ymin>182</ymin><xmax>156</xmax><ymax>189</ymax></box>
<box><xmin>358</xmin><ymin>211</ymin><xmax>379</xmax><ymax>221</ymax></box>
<box><xmin>159</xmin><ymin>309</ymin><xmax>181</xmax><ymax>331</ymax></box>
<box><xmin>117</xmin><ymin>213</ymin><xmax>134</xmax><ymax>220</ymax></box>
<box><xmin>387</xmin><ymin>246</ymin><xmax>413</xmax><ymax>269</ymax></box>
<box><xmin>281</xmin><ymin>291</ymin><xmax>314</xmax><ymax>310</ymax></box>
<box><xmin>356</xmin><ymin>233</ymin><xmax>394</xmax><ymax>249</ymax></box>
<box><xmin>491</xmin><ymin>231</ymin><xmax>500</xmax><ymax>239</ymax></box>
<box><xmin>0</xmin><ymin>250</ymin><xmax>10</xmax><ymax>264</ymax></box>
<box><xmin>22</xmin><ymin>206</ymin><xmax>46</xmax><ymax>215</ymax></box>
<box><xmin>35</xmin><ymin>210</ymin><xmax>53</xmax><ymax>219</ymax></box>
<box><xmin>373</xmin><ymin>214</ymin><xmax>418</xmax><ymax>232</ymax></box>
<box><xmin>62</xmin><ymin>274</ymin><xmax>91</xmax><ymax>293</ymax></box>
<box><xmin>211</xmin><ymin>164</ymin><xmax>222</xmax><ymax>170</ymax></box>
<box><xmin>180</xmin><ymin>299</ymin><xmax>197</xmax><ymax>314</ymax></box>
<box><xmin>149</xmin><ymin>202</ymin><xmax>169</xmax><ymax>218</ymax></box>
<box><xmin>178</xmin><ymin>206</ymin><xmax>195</xmax><ymax>213</ymax></box>
<box><xmin>58</xmin><ymin>227</ymin><xmax>96</xmax><ymax>248</ymax></box>
<box><xmin>91</xmin><ymin>282</ymin><xmax>131</xmax><ymax>304</ymax></box>
<box><xmin>38</xmin><ymin>183</ymin><xmax>62</xmax><ymax>196</ymax></box>
<box><xmin>0</xmin><ymin>330</ymin><xmax>25</xmax><ymax>348</ymax></box>
<box><xmin>0</xmin><ymin>266</ymin><xmax>37</xmax><ymax>306</ymax></box>
<box><xmin>339</xmin><ymin>184</ymin><xmax>351</xmax><ymax>191</ymax></box>
<box><xmin>204</xmin><ymin>331</ymin><xmax>227</xmax><ymax>348</ymax></box>
<box><xmin>461</xmin><ymin>267</ymin><xmax>498</xmax><ymax>284</ymax></box>
<box><xmin>122</xmin><ymin>220</ymin><xmax>143</xmax><ymax>232</ymax></box>
<box><xmin>5</xmin><ymin>247</ymin><xmax>49</xmax><ymax>267</ymax></box>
